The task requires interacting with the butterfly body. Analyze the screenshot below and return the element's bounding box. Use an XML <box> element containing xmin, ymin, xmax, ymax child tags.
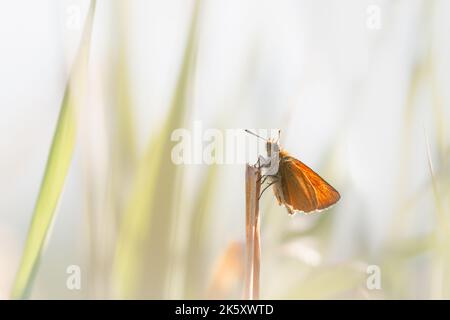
<box><xmin>264</xmin><ymin>140</ymin><xmax>340</xmax><ymax>215</ymax></box>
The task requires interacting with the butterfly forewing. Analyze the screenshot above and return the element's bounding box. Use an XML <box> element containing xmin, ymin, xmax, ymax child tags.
<box><xmin>277</xmin><ymin>154</ymin><xmax>340</xmax><ymax>214</ymax></box>
<box><xmin>292</xmin><ymin>158</ymin><xmax>340</xmax><ymax>210</ymax></box>
<box><xmin>278</xmin><ymin>158</ymin><xmax>317</xmax><ymax>213</ymax></box>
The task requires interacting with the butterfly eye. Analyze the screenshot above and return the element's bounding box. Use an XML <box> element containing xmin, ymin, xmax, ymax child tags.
<box><xmin>265</xmin><ymin>142</ymin><xmax>279</xmax><ymax>158</ymax></box>
<box><xmin>266</xmin><ymin>142</ymin><xmax>272</xmax><ymax>156</ymax></box>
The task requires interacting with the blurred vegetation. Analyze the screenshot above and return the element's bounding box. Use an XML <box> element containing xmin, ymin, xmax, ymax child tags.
<box><xmin>10</xmin><ymin>0</ymin><xmax>97</xmax><ymax>299</ymax></box>
<box><xmin>10</xmin><ymin>0</ymin><xmax>450</xmax><ymax>300</ymax></box>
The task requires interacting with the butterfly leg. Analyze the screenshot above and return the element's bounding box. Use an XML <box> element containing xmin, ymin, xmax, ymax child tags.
<box><xmin>257</xmin><ymin>174</ymin><xmax>269</xmax><ymax>185</ymax></box>
<box><xmin>258</xmin><ymin>172</ymin><xmax>278</xmax><ymax>186</ymax></box>
<box><xmin>255</xmin><ymin>155</ymin><xmax>268</xmax><ymax>169</ymax></box>
<box><xmin>258</xmin><ymin>177</ymin><xmax>279</xmax><ymax>200</ymax></box>
<box><xmin>256</xmin><ymin>155</ymin><xmax>272</xmax><ymax>169</ymax></box>
<box><xmin>254</xmin><ymin>157</ymin><xmax>261</xmax><ymax>168</ymax></box>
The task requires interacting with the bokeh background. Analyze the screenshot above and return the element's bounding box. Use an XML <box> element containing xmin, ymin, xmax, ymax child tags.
<box><xmin>1</xmin><ymin>0</ymin><xmax>449</xmax><ymax>299</ymax></box>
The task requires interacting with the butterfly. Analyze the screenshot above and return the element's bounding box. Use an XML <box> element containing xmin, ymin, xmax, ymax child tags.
<box><xmin>246</xmin><ymin>129</ymin><xmax>340</xmax><ymax>215</ymax></box>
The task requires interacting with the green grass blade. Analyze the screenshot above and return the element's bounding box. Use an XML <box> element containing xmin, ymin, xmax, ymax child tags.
<box><xmin>10</xmin><ymin>1</ymin><xmax>97</xmax><ymax>299</ymax></box>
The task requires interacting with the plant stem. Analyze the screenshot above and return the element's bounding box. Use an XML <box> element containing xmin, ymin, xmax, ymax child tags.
<box><xmin>244</xmin><ymin>164</ymin><xmax>261</xmax><ymax>300</ymax></box>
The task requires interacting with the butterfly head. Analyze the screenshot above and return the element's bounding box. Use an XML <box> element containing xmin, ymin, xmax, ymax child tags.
<box><xmin>266</xmin><ymin>129</ymin><xmax>281</xmax><ymax>157</ymax></box>
<box><xmin>266</xmin><ymin>139</ymin><xmax>280</xmax><ymax>157</ymax></box>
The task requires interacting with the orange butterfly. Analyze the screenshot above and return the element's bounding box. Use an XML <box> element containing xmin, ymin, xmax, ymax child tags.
<box><xmin>246</xmin><ymin>130</ymin><xmax>340</xmax><ymax>215</ymax></box>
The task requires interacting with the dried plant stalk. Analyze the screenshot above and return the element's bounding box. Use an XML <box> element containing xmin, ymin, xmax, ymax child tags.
<box><xmin>244</xmin><ymin>164</ymin><xmax>261</xmax><ymax>300</ymax></box>
<box><xmin>252</xmin><ymin>200</ymin><xmax>261</xmax><ymax>299</ymax></box>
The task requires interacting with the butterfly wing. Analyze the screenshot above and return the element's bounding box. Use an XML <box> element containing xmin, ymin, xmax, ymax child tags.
<box><xmin>278</xmin><ymin>155</ymin><xmax>340</xmax><ymax>214</ymax></box>
<box><xmin>294</xmin><ymin>158</ymin><xmax>341</xmax><ymax>210</ymax></box>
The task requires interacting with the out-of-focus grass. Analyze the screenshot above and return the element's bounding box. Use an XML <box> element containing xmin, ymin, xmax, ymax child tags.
<box><xmin>206</xmin><ymin>241</ymin><xmax>244</xmax><ymax>299</ymax></box>
<box><xmin>183</xmin><ymin>164</ymin><xmax>219</xmax><ymax>298</ymax></box>
<box><xmin>10</xmin><ymin>0</ymin><xmax>450</xmax><ymax>300</ymax></box>
<box><xmin>10</xmin><ymin>0</ymin><xmax>97</xmax><ymax>299</ymax></box>
<box><xmin>84</xmin><ymin>0</ymin><xmax>137</xmax><ymax>298</ymax></box>
<box><xmin>384</xmin><ymin>1</ymin><xmax>450</xmax><ymax>299</ymax></box>
<box><xmin>282</xmin><ymin>264</ymin><xmax>366</xmax><ymax>299</ymax></box>
<box><xmin>113</xmin><ymin>0</ymin><xmax>201</xmax><ymax>299</ymax></box>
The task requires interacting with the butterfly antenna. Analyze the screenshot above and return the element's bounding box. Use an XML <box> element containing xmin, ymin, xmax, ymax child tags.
<box><xmin>244</xmin><ymin>129</ymin><xmax>268</xmax><ymax>142</ymax></box>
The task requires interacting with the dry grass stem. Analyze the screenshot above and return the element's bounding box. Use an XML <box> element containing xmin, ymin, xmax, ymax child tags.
<box><xmin>244</xmin><ymin>164</ymin><xmax>261</xmax><ymax>300</ymax></box>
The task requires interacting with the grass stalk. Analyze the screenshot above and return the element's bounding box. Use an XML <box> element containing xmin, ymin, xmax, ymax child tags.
<box><xmin>244</xmin><ymin>164</ymin><xmax>261</xmax><ymax>300</ymax></box>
